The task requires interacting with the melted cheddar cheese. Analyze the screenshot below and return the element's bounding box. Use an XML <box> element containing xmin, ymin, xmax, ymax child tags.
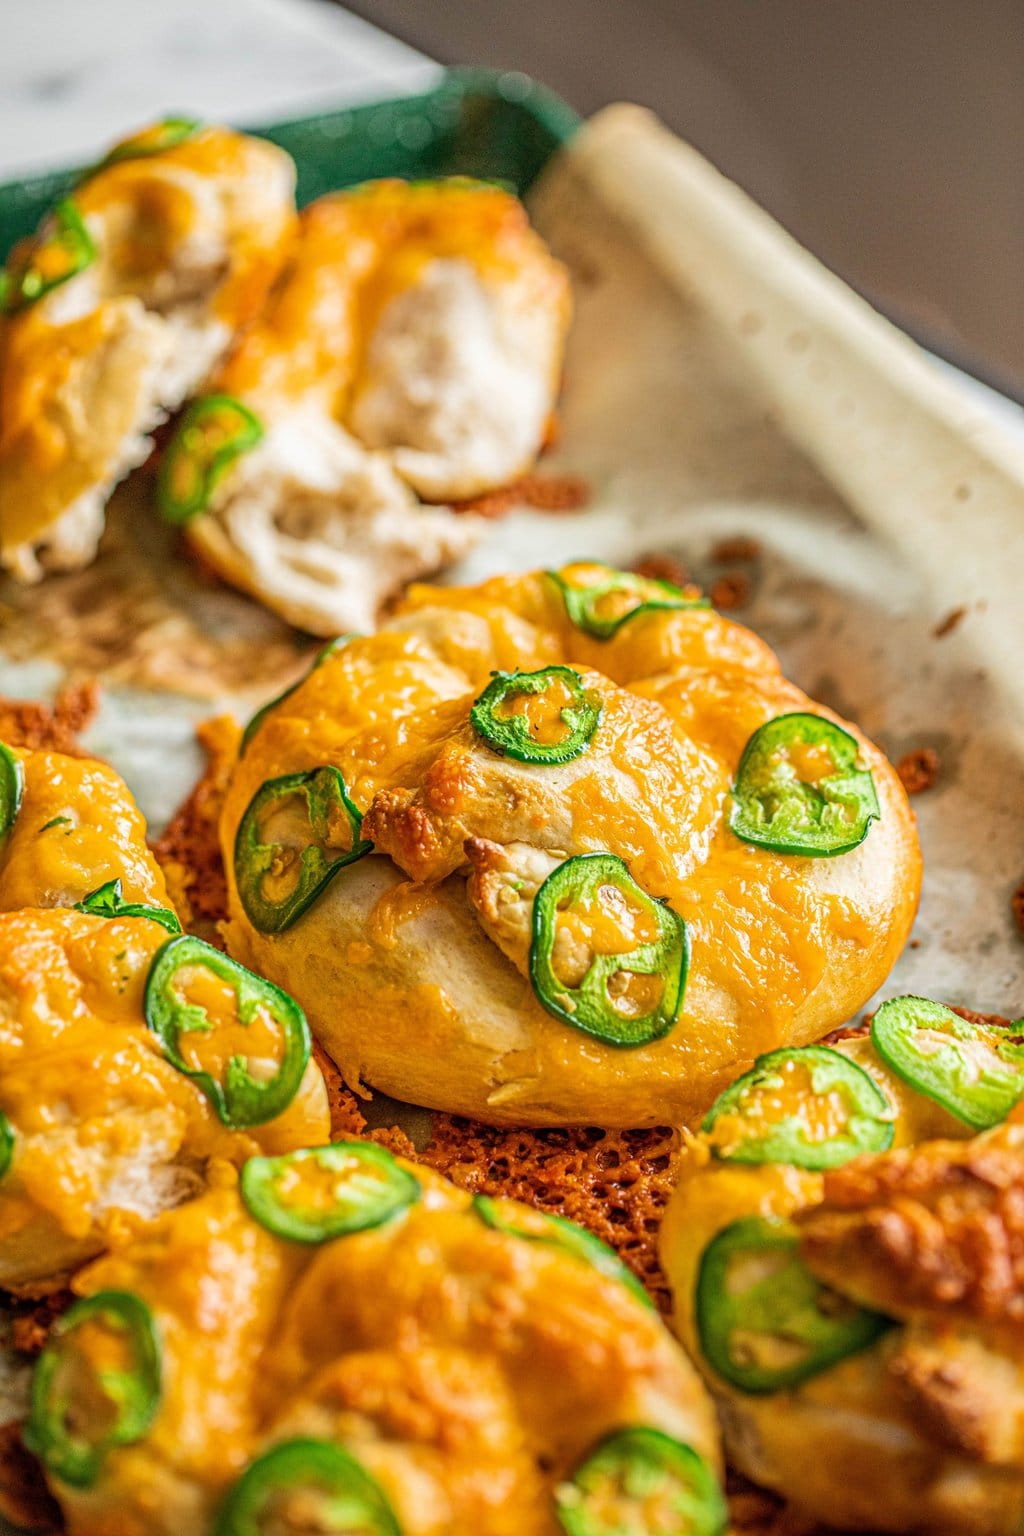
<box><xmin>0</xmin><ymin>124</ymin><xmax>295</xmax><ymax>561</ymax></box>
<box><xmin>45</xmin><ymin>1164</ymin><xmax>719</xmax><ymax>1535</ymax></box>
<box><xmin>182</xmin><ymin>179</ymin><xmax>570</xmax><ymax>635</ymax></box>
<box><xmin>0</xmin><ymin>747</ymin><xmax>168</xmax><ymax>913</ymax></box>
<box><xmin>221</xmin><ymin>566</ymin><xmax>921</xmax><ymax>1128</ymax></box>
<box><xmin>661</xmin><ymin>1034</ymin><xmax>1024</xmax><ymax>1534</ymax></box>
<box><xmin>0</xmin><ymin>908</ymin><xmax>327</xmax><ymax>1292</ymax></box>
<box><xmin>216</xmin><ymin>179</ymin><xmax>569</xmax><ymax>428</ymax></box>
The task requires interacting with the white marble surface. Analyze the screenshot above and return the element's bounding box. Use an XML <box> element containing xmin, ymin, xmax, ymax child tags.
<box><xmin>0</xmin><ymin>0</ymin><xmax>439</xmax><ymax>179</ymax></box>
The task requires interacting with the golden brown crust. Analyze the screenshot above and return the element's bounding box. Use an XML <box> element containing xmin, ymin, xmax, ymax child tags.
<box><xmin>798</xmin><ymin>1125</ymin><xmax>1024</xmax><ymax>1325</ymax></box>
<box><xmin>8</xmin><ymin>1292</ymin><xmax>73</xmax><ymax>1358</ymax></box>
<box><xmin>896</xmin><ymin>746</ymin><xmax>940</xmax><ymax>795</ymax></box>
<box><xmin>414</xmin><ymin>1118</ymin><xmax>681</xmax><ymax>1314</ymax></box>
<box><xmin>0</xmin><ymin>683</ymin><xmax>99</xmax><ymax>755</ymax></box>
<box><xmin>709</xmin><ymin>571</ymin><xmax>751</xmax><ymax>610</ymax></box>
<box><xmin>449</xmin><ymin>470</ymin><xmax>590</xmax><ymax>519</ymax></box>
<box><xmin>150</xmin><ymin>713</ymin><xmax>238</xmax><ymax>943</ymax></box>
<box><xmin>310</xmin><ymin>1042</ymin><xmax>681</xmax><ymax>1313</ymax></box>
<box><xmin>885</xmin><ymin>1326</ymin><xmax>1024</xmax><ymax>1464</ymax></box>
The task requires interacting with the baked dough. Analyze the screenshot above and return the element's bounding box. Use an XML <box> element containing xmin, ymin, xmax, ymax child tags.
<box><xmin>182</xmin><ymin>180</ymin><xmax>570</xmax><ymax>633</ymax></box>
<box><xmin>0</xmin><ymin>122</ymin><xmax>295</xmax><ymax>579</ymax></box>
<box><xmin>39</xmin><ymin>1160</ymin><xmax>722</xmax><ymax>1534</ymax></box>
<box><xmin>660</xmin><ymin>1026</ymin><xmax>1024</xmax><ymax>1534</ymax></box>
<box><xmin>221</xmin><ymin>565</ymin><xmax>921</xmax><ymax>1127</ymax></box>
<box><xmin>0</xmin><ymin>908</ymin><xmax>327</xmax><ymax>1293</ymax></box>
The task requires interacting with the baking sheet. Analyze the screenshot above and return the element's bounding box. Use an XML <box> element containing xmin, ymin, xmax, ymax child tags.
<box><xmin>2</xmin><ymin>93</ymin><xmax>1024</xmax><ymax>1534</ymax></box>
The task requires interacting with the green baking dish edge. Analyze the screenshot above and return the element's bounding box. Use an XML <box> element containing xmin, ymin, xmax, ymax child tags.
<box><xmin>0</xmin><ymin>68</ymin><xmax>580</xmax><ymax>260</ymax></box>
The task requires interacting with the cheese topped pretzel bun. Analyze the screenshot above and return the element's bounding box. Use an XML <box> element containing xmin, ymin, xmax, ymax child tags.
<box><xmin>660</xmin><ymin>1003</ymin><xmax>1024</xmax><ymax>1533</ymax></box>
<box><xmin>165</xmin><ymin>179</ymin><xmax>570</xmax><ymax>633</ymax></box>
<box><xmin>25</xmin><ymin>1155</ymin><xmax>725</xmax><ymax>1536</ymax></box>
<box><xmin>220</xmin><ymin>563</ymin><xmax>921</xmax><ymax>1127</ymax></box>
<box><xmin>0</xmin><ymin>119</ymin><xmax>296</xmax><ymax>580</ymax></box>
<box><xmin>0</xmin><ymin>742</ymin><xmax>327</xmax><ymax>1292</ymax></box>
<box><xmin>0</xmin><ymin>908</ymin><xmax>328</xmax><ymax>1294</ymax></box>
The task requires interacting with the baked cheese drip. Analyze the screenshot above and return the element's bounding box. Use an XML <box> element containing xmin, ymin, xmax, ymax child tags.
<box><xmin>661</xmin><ymin>1030</ymin><xmax>1024</xmax><ymax>1535</ymax></box>
<box><xmin>0</xmin><ymin>908</ymin><xmax>328</xmax><ymax>1292</ymax></box>
<box><xmin>0</xmin><ymin>746</ymin><xmax>169</xmax><ymax>913</ymax></box>
<box><xmin>180</xmin><ymin>180</ymin><xmax>570</xmax><ymax>634</ymax></box>
<box><xmin>220</xmin><ymin>564</ymin><xmax>921</xmax><ymax>1127</ymax></box>
<box><xmin>37</xmin><ymin>1160</ymin><xmax>721</xmax><ymax>1535</ymax></box>
<box><xmin>0</xmin><ymin>122</ymin><xmax>296</xmax><ymax>579</ymax></box>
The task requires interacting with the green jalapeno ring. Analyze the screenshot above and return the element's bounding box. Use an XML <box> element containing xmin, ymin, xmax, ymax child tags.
<box><xmin>74</xmin><ymin>878</ymin><xmax>182</xmax><ymax>935</ymax></box>
<box><xmin>547</xmin><ymin>565</ymin><xmax>709</xmax><ymax>641</ymax></box>
<box><xmin>871</xmin><ymin>996</ymin><xmax>1024</xmax><ymax>1131</ymax></box>
<box><xmin>0</xmin><ymin>743</ymin><xmax>24</xmax><ymax>840</ymax></box>
<box><xmin>0</xmin><ymin>1114</ymin><xmax>14</xmax><ymax>1182</ymax></box>
<box><xmin>695</xmin><ymin>1215</ymin><xmax>891</xmax><ymax>1395</ymax></box>
<box><xmin>473</xmin><ymin>1195</ymin><xmax>654</xmax><ymax>1310</ymax></box>
<box><xmin>156</xmin><ymin>394</ymin><xmax>264</xmax><ymax>525</ymax></box>
<box><xmin>556</xmin><ymin>1426</ymin><xmax>727</xmax><ymax>1536</ymax></box>
<box><xmin>24</xmin><ymin>1290</ymin><xmax>161</xmax><ymax>1488</ymax></box>
<box><xmin>241</xmin><ymin>1142</ymin><xmax>420</xmax><ymax>1245</ymax></box>
<box><xmin>144</xmin><ymin>935</ymin><xmax>310</xmax><ymax>1128</ymax></box>
<box><xmin>234</xmin><ymin>765</ymin><xmax>372</xmax><ymax>935</ymax></box>
<box><xmin>94</xmin><ymin>118</ymin><xmax>202</xmax><ymax>172</ymax></box>
<box><xmin>240</xmin><ymin>636</ymin><xmax>357</xmax><ymax>757</ymax></box>
<box><xmin>529</xmin><ymin>853</ymin><xmax>689</xmax><ymax>1048</ymax></box>
<box><xmin>702</xmin><ymin>1044</ymin><xmax>894</xmax><ymax>1170</ymax></box>
<box><xmin>729</xmin><ymin>712</ymin><xmax>880</xmax><ymax>858</ymax></box>
<box><xmin>2</xmin><ymin>200</ymin><xmax>97</xmax><ymax>315</ymax></box>
<box><xmin>213</xmin><ymin>1438</ymin><xmax>401</xmax><ymax>1536</ymax></box>
<box><xmin>470</xmin><ymin>666</ymin><xmax>603</xmax><ymax>766</ymax></box>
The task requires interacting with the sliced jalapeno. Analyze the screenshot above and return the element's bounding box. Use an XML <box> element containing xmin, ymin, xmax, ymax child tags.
<box><xmin>144</xmin><ymin>935</ymin><xmax>310</xmax><ymax>1128</ymax></box>
<box><xmin>871</xmin><ymin>996</ymin><xmax>1024</xmax><ymax>1130</ymax></box>
<box><xmin>214</xmin><ymin>1438</ymin><xmax>400</xmax><ymax>1536</ymax></box>
<box><xmin>241</xmin><ymin>1142</ymin><xmax>420</xmax><ymax>1244</ymax></box>
<box><xmin>473</xmin><ymin>1194</ymin><xmax>653</xmax><ymax>1309</ymax></box>
<box><xmin>74</xmin><ymin>878</ymin><xmax>182</xmax><ymax>935</ymax></box>
<box><xmin>556</xmin><ymin>1427</ymin><xmax>726</xmax><ymax>1536</ymax></box>
<box><xmin>702</xmin><ymin>1045</ymin><xmax>893</xmax><ymax>1170</ymax></box>
<box><xmin>240</xmin><ymin>637</ymin><xmax>356</xmax><ymax>757</ymax></box>
<box><xmin>156</xmin><ymin>394</ymin><xmax>263</xmax><ymax>524</ymax></box>
<box><xmin>24</xmin><ymin>1291</ymin><xmax>161</xmax><ymax>1488</ymax></box>
<box><xmin>695</xmin><ymin>1216</ymin><xmax>890</xmax><ymax>1394</ymax></box>
<box><xmin>548</xmin><ymin>564</ymin><xmax>708</xmax><ymax>640</ymax></box>
<box><xmin>0</xmin><ymin>1114</ymin><xmax>13</xmax><ymax>1181</ymax></box>
<box><xmin>235</xmin><ymin>766</ymin><xmax>372</xmax><ymax>935</ymax></box>
<box><xmin>530</xmin><ymin>853</ymin><xmax>688</xmax><ymax>1048</ymax></box>
<box><xmin>1</xmin><ymin>200</ymin><xmax>97</xmax><ymax>315</ymax></box>
<box><xmin>94</xmin><ymin>118</ymin><xmax>201</xmax><ymax>171</ymax></box>
<box><xmin>470</xmin><ymin>666</ymin><xmax>602</xmax><ymax>766</ymax></box>
<box><xmin>729</xmin><ymin>713</ymin><xmax>880</xmax><ymax>857</ymax></box>
<box><xmin>0</xmin><ymin>743</ymin><xmax>24</xmax><ymax>840</ymax></box>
